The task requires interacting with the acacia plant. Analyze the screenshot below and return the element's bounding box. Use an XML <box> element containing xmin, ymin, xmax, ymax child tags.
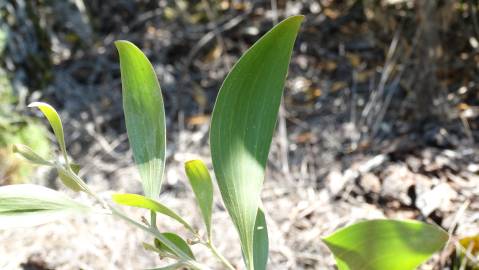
<box><xmin>1</xmin><ymin>16</ymin><xmax>449</xmax><ymax>270</ymax></box>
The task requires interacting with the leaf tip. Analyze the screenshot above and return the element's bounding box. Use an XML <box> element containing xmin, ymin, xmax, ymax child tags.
<box><xmin>184</xmin><ymin>159</ymin><xmax>201</xmax><ymax>170</ymax></box>
<box><xmin>114</xmin><ymin>40</ymin><xmax>141</xmax><ymax>55</ymax></box>
<box><xmin>28</xmin><ymin>101</ymin><xmax>49</xmax><ymax>109</ymax></box>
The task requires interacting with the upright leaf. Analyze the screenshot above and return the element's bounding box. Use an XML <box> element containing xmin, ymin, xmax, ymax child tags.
<box><xmin>209</xmin><ymin>15</ymin><xmax>303</xmax><ymax>269</ymax></box>
<box><xmin>115</xmin><ymin>40</ymin><xmax>166</xmax><ymax>199</ymax></box>
<box><xmin>253</xmin><ymin>208</ymin><xmax>269</xmax><ymax>270</ymax></box>
<box><xmin>323</xmin><ymin>219</ymin><xmax>449</xmax><ymax>270</ymax></box>
<box><xmin>184</xmin><ymin>160</ymin><xmax>213</xmax><ymax>238</ymax></box>
<box><xmin>28</xmin><ymin>102</ymin><xmax>69</xmax><ymax>165</ymax></box>
<box><xmin>112</xmin><ymin>193</ymin><xmax>194</xmax><ymax>233</ymax></box>
<box><xmin>0</xmin><ymin>184</ymin><xmax>90</xmax><ymax>229</ymax></box>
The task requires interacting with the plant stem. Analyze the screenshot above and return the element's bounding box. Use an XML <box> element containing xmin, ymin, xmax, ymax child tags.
<box><xmin>150</xmin><ymin>211</ymin><xmax>157</xmax><ymax>229</ymax></box>
<box><xmin>204</xmin><ymin>241</ymin><xmax>236</xmax><ymax>270</ymax></box>
<box><xmin>68</xmin><ymin>171</ymin><xmax>217</xmax><ymax>270</ymax></box>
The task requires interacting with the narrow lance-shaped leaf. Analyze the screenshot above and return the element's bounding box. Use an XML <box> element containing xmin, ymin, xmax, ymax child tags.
<box><xmin>112</xmin><ymin>193</ymin><xmax>194</xmax><ymax>233</ymax></box>
<box><xmin>27</xmin><ymin>103</ymin><xmax>87</xmax><ymax>192</ymax></box>
<box><xmin>184</xmin><ymin>160</ymin><xmax>213</xmax><ymax>238</ymax></box>
<box><xmin>322</xmin><ymin>219</ymin><xmax>449</xmax><ymax>270</ymax></box>
<box><xmin>210</xmin><ymin>15</ymin><xmax>303</xmax><ymax>269</ymax></box>
<box><xmin>28</xmin><ymin>102</ymin><xmax>69</xmax><ymax>166</ymax></box>
<box><xmin>253</xmin><ymin>208</ymin><xmax>269</xmax><ymax>270</ymax></box>
<box><xmin>13</xmin><ymin>144</ymin><xmax>52</xmax><ymax>166</ymax></box>
<box><xmin>0</xmin><ymin>184</ymin><xmax>90</xmax><ymax>229</ymax></box>
<box><xmin>115</xmin><ymin>40</ymin><xmax>166</xmax><ymax>199</ymax></box>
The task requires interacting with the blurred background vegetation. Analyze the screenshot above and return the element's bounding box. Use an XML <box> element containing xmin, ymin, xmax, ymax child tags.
<box><xmin>0</xmin><ymin>0</ymin><xmax>478</xmax><ymax>269</ymax></box>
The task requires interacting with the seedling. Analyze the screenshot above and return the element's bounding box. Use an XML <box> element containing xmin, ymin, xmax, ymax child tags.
<box><xmin>1</xmin><ymin>16</ymin><xmax>448</xmax><ymax>270</ymax></box>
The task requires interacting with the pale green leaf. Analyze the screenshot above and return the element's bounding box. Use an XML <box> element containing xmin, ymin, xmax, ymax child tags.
<box><xmin>28</xmin><ymin>102</ymin><xmax>69</xmax><ymax>165</ymax></box>
<box><xmin>0</xmin><ymin>184</ymin><xmax>90</xmax><ymax>229</ymax></box>
<box><xmin>13</xmin><ymin>144</ymin><xmax>52</xmax><ymax>166</ymax></box>
<box><xmin>143</xmin><ymin>242</ymin><xmax>161</xmax><ymax>253</ymax></box>
<box><xmin>154</xmin><ymin>232</ymin><xmax>195</xmax><ymax>260</ymax></box>
<box><xmin>253</xmin><ymin>208</ymin><xmax>268</xmax><ymax>270</ymax></box>
<box><xmin>115</xmin><ymin>40</ymin><xmax>166</xmax><ymax>199</ymax></box>
<box><xmin>210</xmin><ymin>15</ymin><xmax>303</xmax><ymax>269</ymax></box>
<box><xmin>323</xmin><ymin>219</ymin><xmax>449</xmax><ymax>270</ymax></box>
<box><xmin>112</xmin><ymin>193</ymin><xmax>194</xmax><ymax>232</ymax></box>
<box><xmin>57</xmin><ymin>164</ymin><xmax>84</xmax><ymax>192</ymax></box>
<box><xmin>184</xmin><ymin>159</ymin><xmax>213</xmax><ymax>238</ymax></box>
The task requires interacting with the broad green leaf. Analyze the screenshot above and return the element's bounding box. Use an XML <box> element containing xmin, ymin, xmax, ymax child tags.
<box><xmin>322</xmin><ymin>219</ymin><xmax>449</xmax><ymax>270</ymax></box>
<box><xmin>115</xmin><ymin>40</ymin><xmax>166</xmax><ymax>199</ymax></box>
<box><xmin>0</xmin><ymin>184</ymin><xmax>90</xmax><ymax>229</ymax></box>
<box><xmin>209</xmin><ymin>15</ymin><xmax>303</xmax><ymax>269</ymax></box>
<box><xmin>154</xmin><ymin>232</ymin><xmax>196</xmax><ymax>260</ymax></box>
<box><xmin>184</xmin><ymin>160</ymin><xmax>213</xmax><ymax>238</ymax></box>
<box><xmin>28</xmin><ymin>102</ymin><xmax>69</xmax><ymax>165</ymax></box>
<box><xmin>13</xmin><ymin>144</ymin><xmax>52</xmax><ymax>166</ymax></box>
<box><xmin>253</xmin><ymin>208</ymin><xmax>269</xmax><ymax>270</ymax></box>
<box><xmin>112</xmin><ymin>193</ymin><xmax>194</xmax><ymax>232</ymax></box>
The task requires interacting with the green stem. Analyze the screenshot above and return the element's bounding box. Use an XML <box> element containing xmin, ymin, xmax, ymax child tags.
<box><xmin>150</xmin><ymin>211</ymin><xmax>157</xmax><ymax>229</ymax></box>
<box><xmin>62</xmin><ymin>169</ymin><xmax>216</xmax><ymax>270</ymax></box>
<box><xmin>204</xmin><ymin>241</ymin><xmax>236</xmax><ymax>270</ymax></box>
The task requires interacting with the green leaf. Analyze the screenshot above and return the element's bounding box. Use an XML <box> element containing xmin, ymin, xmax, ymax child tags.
<box><xmin>28</xmin><ymin>102</ymin><xmax>69</xmax><ymax>166</ymax></box>
<box><xmin>253</xmin><ymin>208</ymin><xmax>269</xmax><ymax>270</ymax></box>
<box><xmin>322</xmin><ymin>219</ymin><xmax>449</xmax><ymax>270</ymax></box>
<box><xmin>13</xmin><ymin>144</ymin><xmax>52</xmax><ymax>166</ymax></box>
<box><xmin>0</xmin><ymin>184</ymin><xmax>90</xmax><ymax>229</ymax></box>
<box><xmin>115</xmin><ymin>40</ymin><xmax>166</xmax><ymax>200</ymax></box>
<box><xmin>154</xmin><ymin>232</ymin><xmax>195</xmax><ymax>260</ymax></box>
<box><xmin>112</xmin><ymin>193</ymin><xmax>194</xmax><ymax>232</ymax></box>
<box><xmin>57</xmin><ymin>164</ymin><xmax>84</xmax><ymax>192</ymax></box>
<box><xmin>184</xmin><ymin>160</ymin><xmax>213</xmax><ymax>238</ymax></box>
<box><xmin>209</xmin><ymin>15</ymin><xmax>303</xmax><ymax>269</ymax></box>
<box><xmin>143</xmin><ymin>242</ymin><xmax>161</xmax><ymax>253</ymax></box>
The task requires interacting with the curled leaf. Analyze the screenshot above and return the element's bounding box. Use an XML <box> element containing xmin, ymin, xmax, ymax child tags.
<box><xmin>28</xmin><ymin>102</ymin><xmax>69</xmax><ymax>165</ymax></box>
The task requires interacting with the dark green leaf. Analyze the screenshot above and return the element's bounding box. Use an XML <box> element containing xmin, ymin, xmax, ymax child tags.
<box><xmin>115</xmin><ymin>40</ymin><xmax>166</xmax><ymax>199</ymax></box>
<box><xmin>184</xmin><ymin>159</ymin><xmax>213</xmax><ymax>237</ymax></box>
<box><xmin>253</xmin><ymin>208</ymin><xmax>268</xmax><ymax>270</ymax></box>
<box><xmin>210</xmin><ymin>15</ymin><xmax>303</xmax><ymax>269</ymax></box>
<box><xmin>323</xmin><ymin>219</ymin><xmax>449</xmax><ymax>270</ymax></box>
<box><xmin>154</xmin><ymin>232</ymin><xmax>195</xmax><ymax>260</ymax></box>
